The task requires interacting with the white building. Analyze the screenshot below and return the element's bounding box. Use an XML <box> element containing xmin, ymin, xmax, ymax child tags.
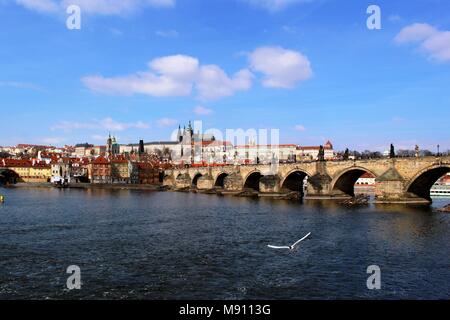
<box><xmin>120</xmin><ymin>122</ymin><xmax>220</xmax><ymax>164</ymax></box>
<box><xmin>233</xmin><ymin>144</ymin><xmax>297</xmax><ymax>164</ymax></box>
<box><xmin>296</xmin><ymin>141</ymin><xmax>335</xmax><ymax>160</ymax></box>
<box><xmin>193</xmin><ymin>140</ymin><xmax>233</xmax><ymax>164</ymax></box>
<box><xmin>51</xmin><ymin>159</ymin><xmax>71</xmax><ymax>185</ymax></box>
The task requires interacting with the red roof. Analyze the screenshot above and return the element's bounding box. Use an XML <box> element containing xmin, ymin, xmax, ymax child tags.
<box><xmin>17</xmin><ymin>144</ymin><xmax>55</xmax><ymax>149</ymax></box>
<box><xmin>297</xmin><ymin>145</ymin><xmax>333</xmax><ymax>151</ymax></box>
<box><xmin>0</xmin><ymin>159</ymin><xmax>32</xmax><ymax>167</ymax></box>
<box><xmin>111</xmin><ymin>159</ymin><xmax>128</xmax><ymax>164</ymax></box>
<box><xmin>360</xmin><ymin>172</ymin><xmax>375</xmax><ymax>179</ymax></box>
<box><xmin>0</xmin><ymin>158</ymin><xmax>50</xmax><ymax>168</ymax></box>
<box><xmin>92</xmin><ymin>156</ymin><xmax>110</xmax><ymax>165</ymax></box>
<box><xmin>234</xmin><ymin>144</ymin><xmax>297</xmax><ymax>148</ymax></box>
<box><xmin>137</xmin><ymin>162</ymin><xmax>155</xmax><ymax>169</ymax></box>
<box><xmin>298</xmin><ymin>141</ymin><xmax>334</xmax><ymax>151</ymax></box>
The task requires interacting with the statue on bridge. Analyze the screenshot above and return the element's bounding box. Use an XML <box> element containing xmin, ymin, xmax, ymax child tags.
<box><xmin>390</xmin><ymin>144</ymin><xmax>396</xmax><ymax>159</ymax></box>
<box><xmin>318</xmin><ymin>145</ymin><xmax>325</xmax><ymax>162</ymax></box>
<box><xmin>343</xmin><ymin>148</ymin><xmax>350</xmax><ymax>161</ymax></box>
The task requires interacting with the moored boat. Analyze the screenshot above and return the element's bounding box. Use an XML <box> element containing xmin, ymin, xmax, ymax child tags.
<box><xmin>431</xmin><ymin>185</ymin><xmax>450</xmax><ymax>198</ymax></box>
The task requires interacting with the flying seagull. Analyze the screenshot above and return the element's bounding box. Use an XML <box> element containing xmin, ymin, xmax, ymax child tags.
<box><xmin>268</xmin><ymin>232</ymin><xmax>311</xmax><ymax>250</ymax></box>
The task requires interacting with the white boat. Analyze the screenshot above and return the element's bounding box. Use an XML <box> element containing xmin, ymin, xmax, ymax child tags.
<box><xmin>431</xmin><ymin>185</ymin><xmax>450</xmax><ymax>198</ymax></box>
<box><xmin>51</xmin><ymin>175</ymin><xmax>70</xmax><ymax>188</ymax></box>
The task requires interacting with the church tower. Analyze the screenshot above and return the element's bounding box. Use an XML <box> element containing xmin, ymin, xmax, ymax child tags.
<box><xmin>178</xmin><ymin>125</ymin><xmax>183</xmax><ymax>143</ymax></box>
<box><xmin>106</xmin><ymin>133</ymin><xmax>113</xmax><ymax>157</ymax></box>
<box><xmin>111</xmin><ymin>136</ymin><xmax>119</xmax><ymax>155</ymax></box>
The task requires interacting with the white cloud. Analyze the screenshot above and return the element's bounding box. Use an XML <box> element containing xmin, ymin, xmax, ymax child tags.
<box><xmin>156</xmin><ymin>29</ymin><xmax>179</xmax><ymax>38</ymax></box>
<box><xmin>0</xmin><ymin>81</ymin><xmax>41</xmax><ymax>91</ymax></box>
<box><xmin>395</xmin><ymin>23</ymin><xmax>438</xmax><ymax>44</ymax></box>
<box><xmin>249</xmin><ymin>46</ymin><xmax>313</xmax><ymax>88</ymax></box>
<box><xmin>100</xmin><ymin>117</ymin><xmax>149</xmax><ymax>131</ymax></box>
<box><xmin>14</xmin><ymin>0</ymin><xmax>58</xmax><ymax>13</ymax></box>
<box><xmin>14</xmin><ymin>0</ymin><xmax>175</xmax><ymax>15</ymax></box>
<box><xmin>51</xmin><ymin>117</ymin><xmax>150</xmax><ymax>132</ymax></box>
<box><xmin>395</xmin><ymin>23</ymin><xmax>450</xmax><ymax>62</ymax></box>
<box><xmin>243</xmin><ymin>0</ymin><xmax>312</xmax><ymax>12</ymax></box>
<box><xmin>83</xmin><ymin>54</ymin><xmax>253</xmax><ymax>100</ymax></box>
<box><xmin>91</xmin><ymin>134</ymin><xmax>108</xmax><ymax>141</ymax></box>
<box><xmin>294</xmin><ymin>124</ymin><xmax>306</xmax><ymax>131</ymax></box>
<box><xmin>82</xmin><ymin>56</ymin><xmax>197</xmax><ymax>97</ymax></box>
<box><xmin>150</xmin><ymin>55</ymin><xmax>199</xmax><ymax>81</ymax></box>
<box><xmin>41</xmin><ymin>137</ymin><xmax>65</xmax><ymax>145</ymax></box>
<box><xmin>193</xmin><ymin>106</ymin><xmax>213</xmax><ymax>116</ymax></box>
<box><xmin>196</xmin><ymin>66</ymin><xmax>253</xmax><ymax>100</ymax></box>
<box><xmin>51</xmin><ymin>121</ymin><xmax>96</xmax><ymax>131</ymax></box>
<box><xmin>157</xmin><ymin>118</ymin><xmax>177</xmax><ymax>127</ymax></box>
<box><xmin>422</xmin><ymin>32</ymin><xmax>450</xmax><ymax>62</ymax></box>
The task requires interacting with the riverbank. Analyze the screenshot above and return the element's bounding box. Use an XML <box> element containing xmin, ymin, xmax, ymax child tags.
<box><xmin>4</xmin><ymin>182</ymin><xmax>165</xmax><ymax>191</ymax></box>
<box><xmin>3</xmin><ymin>183</ymin><xmax>448</xmax><ymax>208</ymax></box>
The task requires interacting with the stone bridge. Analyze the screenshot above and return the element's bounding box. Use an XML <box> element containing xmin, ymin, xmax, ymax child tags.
<box><xmin>163</xmin><ymin>156</ymin><xmax>450</xmax><ymax>203</ymax></box>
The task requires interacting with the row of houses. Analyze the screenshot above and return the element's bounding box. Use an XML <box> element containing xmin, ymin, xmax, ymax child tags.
<box><xmin>0</xmin><ymin>159</ymin><xmax>51</xmax><ymax>183</ymax></box>
<box><xmin>0</xmin><ymin>156</ymin><xmax>163</xmax><ymax>185</ymax></box>
<box><xmin>0</xmin><ymin>139</ymin><xmax>336</xmax><ymax>185</ymax></box>
<box><xmin>88</xmin><ymin>156</ymin><xmax>161</xmax><ymax>185</ymax></box>
<box><xmin>1</xmin><ymin>127</ymin><xmax>336</xmax><ymax>165</ymax></box>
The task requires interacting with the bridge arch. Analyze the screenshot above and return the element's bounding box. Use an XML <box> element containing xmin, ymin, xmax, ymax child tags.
<box><xmin>0</xmin><ymin>169</ymin><xmax>19</xmax><ymax>184</ymax></box>
<box><xmin>244</xmin><ymin>171</ymin><xmax>262</xmax><ymax>191</ymax></box>
<box><xmin>331</xmin><ymin>167</ymin><xmax>377</xmax><ymax>197</ymax></box>
<box><xmin>406</xmin><ymin>165</ymin><xmax>450</xmax><ymax>201</ymax></box>
<box><xmin>280</xmin><ymin>169</ymin><xmax>311</xmax><ymax>193</ymax></box>
<box><xmin>192</xmin><ymin>173</ymin><xmax>203</xmax><ymax>188</ymax></box>
<box><xmin>176</xmin><ymin>173</ymin><xmax>185</xmax><ymax>179</ymax></box>
<box><xmin>214</xmin><ymin>172</ymin><xmax>229</xmax><ymax>188</ymax></box>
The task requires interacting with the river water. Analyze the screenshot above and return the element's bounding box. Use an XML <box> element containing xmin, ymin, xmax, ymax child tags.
<box><xmin>0</xmin><ymin>187</ymin><xmax>449</xmax><ymax>300</ymax></box>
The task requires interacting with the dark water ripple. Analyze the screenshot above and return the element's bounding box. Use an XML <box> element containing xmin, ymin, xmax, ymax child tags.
<box><xmin>0</xmin><ymin>187</ymin><xmax>449</xmax><ymax>300</ymax></box>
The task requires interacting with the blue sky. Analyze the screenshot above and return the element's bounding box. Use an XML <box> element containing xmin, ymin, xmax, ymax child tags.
<box><xmin>1</xmin><ymin>0</ymin><xmax>449</xmax><ymax>151</ymax></box>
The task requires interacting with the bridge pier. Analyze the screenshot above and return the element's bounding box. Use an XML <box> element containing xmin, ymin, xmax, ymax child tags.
<box><xmin>223</xmin><ymin>173</ymin><xmax>244</xmax><ymax>192</ymax></box>
<box><xmin>259</xmin><ymin>175</ymin><xmax>282</xmax><ymax>193</ymax></box>
<box><xmin>163</xmin><ymin>175</ymin><xmax>175</xmax><ymax>188</ymax></box>
<box><xmin>197</xmin><ymin>174</ymin><xmax>215</xmax><ymax>190</ymax></box>
<box><xmin>304</xmin><ymin>162</ymin><xmax>342</xmax><ymax>199</ymax></box>
<box><xmin>374</xmin><ymin>168</ymin><xmax>430</xmax><ymax>203</ymax></box>
<box><xmin>304</xmin><ymin>173</ymin><xmax>339</xmax><ymax>199</ymax></box>
<box><xmin>175</xmin><ymin>173</ymin><xmax>191</xmax><ymax>189</ymax></box>
<box><xmin>374</xmin><ymin>182</ymin><xmax>428</xmax><ymax>203</ymax></box>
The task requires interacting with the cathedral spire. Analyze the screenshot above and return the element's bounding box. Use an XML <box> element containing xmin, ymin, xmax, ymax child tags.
<box><xmin>187</xmin><ymin>121</ymin><xmax>193</xmax><ymax>136</ymax></box>
<box><xmin>107</xmin><ymin>132</ymin><xmax>113</xmax><ymax>157</ymax></box>
<box><xmin>178</xmin><ymin>125</ymin><xmax>182</xmax><ymax>143</ymax></box>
